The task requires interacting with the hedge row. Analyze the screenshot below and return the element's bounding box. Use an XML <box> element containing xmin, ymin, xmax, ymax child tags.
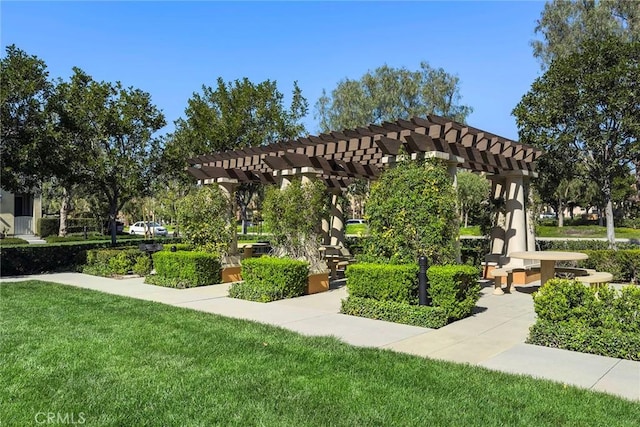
<box><xmin>0</xmin><ymin>239</ymin><xmax>168</xmax><ymax>276</ymax></box>
<box><xmin>229</xmin><ymin>257</ymin><xmax>308</xmax><ymax>302</ymax></box>
<box><xmin>527</xmin><ymin>279</ymin><xmax>640</xmax><ymax>360</ymax></box>
<box><xmin>576</xmin><ymin>250</ymin><xmax>640</xmax><ymax>283</ymax></box>
<box><xmin>145</xmin><ymin>251</ymin><xmax>221</xmax><ymax>288</ymax></box>
<box><xmin>83</xmin><ymin>248</ymin><xmax>151</xmax><ymax>277</ymax></box>
<box><xmin>340</xmin><ymin>296</ymin><xmax>448</xmax><ymax>329</ymax></box>
<box><xmin>38</xmin><ymin>217</ymin><xmax>101</xmax><ymax>237</ymax></box>
<box><xmin>346</xmin><ymin>263</ymin><xmax>419</xmax><ymax>304</ymax></box>
<box><xmin>342</xmin><ymin>263</ymin><xmax>481</xmax><ymax>324</ymax></box>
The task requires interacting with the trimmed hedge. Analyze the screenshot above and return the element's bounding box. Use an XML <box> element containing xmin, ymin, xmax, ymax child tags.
<box><xmin>229</xmin><ymin>257</ymin><xmax>308</xmax><ymax>302</ymax></box>
<box><xmin>427</xmin><ymin>265</ymin><xmax>481</xmax><ymax>321</ymax></box>
<box><xmin>527</xmin><ymin>279</ymin><xmax>640</xmax><ymax>360</ymax></box>
<box><xmin>341</xmin><ymin>296</ymin><xmax>448</xmax><ymax>329</ymax></box>
<box><xmin>161</xmin><ymin>243</ymin><xmax>193</xmax><ymax>251</ymax></box>
<box><xmin>0</xmin><ymin>240</ymin><xmax>159</xmax><ymax>276</ymax></box>
<box><xmin>345</xmin><ymin>263</ymin><xmax>419</xmax><ymax>304</ymax></box>
<box><xmin>83</xmin><ymin>248</ymin><xmax>151</xmax><ymax>277</ymax></box>
<box><xmin>38</xmin><ymin>217</ymin><xmax>101</xmax><ymax>237</ymax></box>
<box><xmin>146</xmin><ymin>251</ymin><xmax>221</xmax><ymax>288</ymax></box>
<box><xmin>576</xmin><ymin>250</ymin><xmax>640</xmax><ymax>283</ymax></box>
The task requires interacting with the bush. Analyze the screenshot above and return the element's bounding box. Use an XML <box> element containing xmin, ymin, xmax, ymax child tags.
<box><xmin>345</xmin><ymin>263</ymin><xmax>419</xmax><ymax>304</ymax></box>
<box><xmin>0</xmin><ymin>240</ymin><xmax>159</xmax><ymax>276</ymax></box>
<box><xmin>340</xmin><ymin>296</ymin><xmax>448</xmax><ymax>329</ymax></box>
<box><xmin>37</xmin><ymin>217</ymin><xmax>59</xmax><ymax>237</ymax></box>
<box><xmin>528</xmin><ymin>279</ymin><xmax>640</xmax><ymax>360</ymax></box>
<box><xmin>427</xmin><ymin>265</ymin><xmax>480</xmax><ymax>321</ymax></box>
<box><xmin>528</xmin><ymin>320</ymin><xmax>640</xmax><ymax>361</ymax></box>
<box><xmin>576</xmin><ymin>250</ymin><xmax>640</xmax><ymax>283</ymax></box>
<box><xmin>177</xmin><ymin>185</ymin><xmax>234</xmax><ymax>254</ymax></box>
<box><xmin>161</xmin><ymin>243</ymin><xmax>193</xmax><ymax>251</ymax></box>
<box><xmin>229</xmin><ymin>257</ymin><xmax>308</xmax><ymax>302</ymax></box>
<box><xmin>147</xmin><ymin>251</ymin><xmax>221</xmax><ymax>288</ymax></box>
<box><xmin>83</xmin><ymin>248</ymin><xmax>151</xmax><ymax>277</ymax></box>
<box><xmin>363</xmin><ymin>158</ymin><xmax>459</xmax><ymax>264</ymax></box>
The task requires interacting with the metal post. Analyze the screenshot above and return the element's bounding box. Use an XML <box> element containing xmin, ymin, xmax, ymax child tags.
<box><xmin>418</xmin><ymin>255</ymin><xmax>428</xmax><ymax>306</ymax></box>
<box><xmin>83</xmin><ymin>226</ymin><xmax>88</xmax><ymax>240</ymax></box>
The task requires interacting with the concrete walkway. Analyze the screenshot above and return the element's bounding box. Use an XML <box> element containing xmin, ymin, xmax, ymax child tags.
<box><xmin>1</xmin><ymin>272</ymin><xmax>638</xmax><ymax>401</ymax></box>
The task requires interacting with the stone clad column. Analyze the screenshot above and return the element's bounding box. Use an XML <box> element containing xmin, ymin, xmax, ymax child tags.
<box><xmin>524</xmin><ymin>176</ymin><xmax>537</xmax><ymax>252</ymax></box>
<box><xmin>486</xmin><ymin>175</ymin><xmax>506</xmax><ymax>265</ymax></box>
<box><xmin>217</xmin><ymin>178</ymin><xmax>239</xmax><ymax>255</ymax></box>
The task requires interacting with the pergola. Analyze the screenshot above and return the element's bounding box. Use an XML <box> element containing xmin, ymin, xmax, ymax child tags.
<box><xmin>186</xmin><ymin>114</ymin><xmax>543</xmax><ymax>269</ymax></box>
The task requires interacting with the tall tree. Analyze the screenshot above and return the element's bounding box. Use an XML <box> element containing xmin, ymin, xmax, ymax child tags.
<box><xmin>0</xmin><ymin>45</ymin><xmax>52</xmax><ymax>193</ymax></box>
<box><xmin>514</xmin><ymin>37</ymin><xmax>640</xmax><ymax>247</ymax></box>
<box><xmin>165</xmin><ymin>77</ymin><xmax>308</xmax><ymax>233</ymax></box>
<box><xmin>314</xmin><ymin>62</ymin><xmax>472</xmax><ymax>132</ymax></box>
<box><xmin>532</xmin><ymin>0</ymin><xmax>640</xmax><ymax>68</ymax></box>
<box><xmin>456</xmin><ymin>171</ymin><xmax>490</xmax><ymax>228</ymax></box>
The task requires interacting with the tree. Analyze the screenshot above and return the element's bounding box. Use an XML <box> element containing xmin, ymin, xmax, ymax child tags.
<box><xmin>176</xmin><ymin>185</ymin><xmax>234</xmax><ymax>254</ymax></box>
<box><xmin>0</xmin><ymin>45</ymin><xmax>52</xmax><ymax>193</ymax></box>
<box><xmin>363</xmin><ymin>159</ymin><xmax>459</xmax><ymax>264</ymax></box>
<box><xmin>456</xmin><ymin>171</ymin><xmax>490</xmax><ymax>228</ymax></box>
<box><xmin>53</xmin><ymin>72</ymin><xmax>166</xmax><ymax>244</ymax></box>
<box><xmin>532</xmin><ymin>0</ymin><xmax>640</xmax><ymax>68</ymax></box>
<box><xmin>514</xmin><ymin>37</ymin><xmax>640</xmax><ymax>247</ymax></box>
<box><xmin>314</xmin><ymin>62</ymin><xmax>472</xmax><ymax>132</ymax></box>
<box><xmin>165</xmin><ymin>77</ymin><xmax>308</xmax><ymax>233</ymax></box>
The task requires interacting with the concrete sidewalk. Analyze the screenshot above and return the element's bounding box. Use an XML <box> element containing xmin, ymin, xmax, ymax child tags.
<box><xmin>1</xmin><ymin>272</ymin><xmax>638</xmax><ymax>401</ymax></box>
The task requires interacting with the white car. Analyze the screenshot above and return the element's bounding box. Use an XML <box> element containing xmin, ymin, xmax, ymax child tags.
<box><xmin>346</xmin><ymin>219</ymin><xmax>367</xmax><ymax>225</ymax></box>
<box><xmin>129</xmin><ymin>221</ymin><xmax>168</xmax><ymax>236</ymax></box>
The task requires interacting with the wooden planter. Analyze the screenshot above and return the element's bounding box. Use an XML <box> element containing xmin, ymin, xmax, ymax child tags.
<box><xmin>306</xmin><ymin>271</ymin><xmax>329</xmax><ymax>295</ymax></box>
<box><xmin>221</xmin><ymin>266</ymin><xmax>242</xmax><ymax>283</ymax></box>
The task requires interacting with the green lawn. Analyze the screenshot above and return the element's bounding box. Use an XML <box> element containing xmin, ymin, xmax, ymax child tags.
<box><xmin>459</xmin><ymin>225</ymin><xmax>640</xmax><ymax>239</ymax></box>
<box><xmin>345</xmin><ymin>223</ymin><xmax>368</xmax><ymax>235</ymax></box>
<box><xmin>2</xmin><ymin>281</ymin><xmax>638</xmax><ymax>426</ymax></box>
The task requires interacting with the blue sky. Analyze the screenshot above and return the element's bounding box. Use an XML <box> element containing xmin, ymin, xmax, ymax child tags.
<box><xmin>2</xmin><ymin>1</ymin><xmax>547</xmax><ymax>141</ymax></box>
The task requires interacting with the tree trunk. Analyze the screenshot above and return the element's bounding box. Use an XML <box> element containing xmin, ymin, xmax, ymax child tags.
<box><xmin>464</xmin><ymin>211</ymin><xmax>468</xmax><ymax>228</ymax></box>
<box><xmin>110</xmin><ymin>202</ymin><xmax>118</xmax><ymax>246</ymax></box>
<box><xmin>557</xmin><ymin>200</ymin><xmax>564</xmax><ymax>228</ymax></box>
<box><xmin>606</xmin><ymin>201</ymin><xmax>616</xmax><ymax>250</ymax></box>
<box><xmin>241</xmin><ymin>204</ymin><xmax>248</xmax><ymax>235</ymax></box>
<box><xmin>59</xmin><ymin>187</ymin><xmax>72</xmax><ymax>237</ymax></box>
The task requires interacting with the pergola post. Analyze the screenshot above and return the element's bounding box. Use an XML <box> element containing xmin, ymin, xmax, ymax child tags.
<box><xmin>486</xmin><ymin>176</ymin><xmax>507</xmax><ymax>265</ymax></box>
<box><xmin>217</xmin><ymin>178</ymin><xmax>239</xmax><ymax>255</ymax></box>
<box><xmin>329</xmin><ymin>189</ymin><xmax>345</xmax><ymax>248</ymax></box>
<box><xmin>501</xmin><ymin>171</ymin><xmax>534</xmax><ymax>266</ymax></box>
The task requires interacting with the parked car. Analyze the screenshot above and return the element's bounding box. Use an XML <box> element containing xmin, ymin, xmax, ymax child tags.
<box><xmin>346</xmin><ymin>219</ymin><xmax>367</xmax><ymax>225</ymax></box>
<box><xmin>129</xmin><ymin>221</ymin><xmax>168</xmax><ymax>237</ymax></box>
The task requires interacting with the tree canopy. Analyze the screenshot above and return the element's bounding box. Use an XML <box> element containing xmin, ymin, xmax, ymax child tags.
<box><xmin>532</xmin><ymin>0</ymin><xmax>640</xmax><ymax>68</ymax></box>
<box><xmin>0</xmin><ymin>45</ymin><xmax>52</xmax><ymax>193</ymax></box>
<box><xmin>514</xmin><ymin>36</ymin><xmax>640</xmax><ymax>246</ymax></box>
<box><xmin>314</xmin><ymin>62</ymin><xmax>472</xmax><ymax>132</ymax></box>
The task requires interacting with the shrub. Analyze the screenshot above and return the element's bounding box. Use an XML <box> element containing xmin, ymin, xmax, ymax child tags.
<box><xmin>528</xmin><ymin>320</ymin><xmax>640</xmax><ymax>361</ymax></box>
<box><xmin>576</xmin><ymin>250</ymin><xmax>640</xmax><ymax>283</ymax></box>
<box><xmin>161</xmin><ymin>243</ymin><xmax>192</xmax><ymax>251</ymax></box>
<box><xmin>340</xmin><ymin>296</ymin><xmax>448</xmax><ymax>329</ymax></box>
<box><xmin>345</xmin><ymin>263</ymin><xmax>419</xmax><ymax>304</ymax></box>
<box><xmin>0</xmin><ymin>240</ymin><xmax>158</xmax><ymax>276</ymax></box>
<box><xmin>229</xmin><ymin>257</ymin><xmax>308</xmax><ymax>302</ymax></box>
<box><xmin>177</xmin><ymin>185</ymin><xmax>234</xmax><ymax>254</ymax></box>
<box><xmin>147</xmin><ymin>251</ymin><xmax>221</xmax><ymax>288</ymax></box>
<box><xmin>262</xmin><ymin>178</ymin><xmax>327</xmax><ymax>268</ymax></box>
<box><xmin>363</xmin><ymin>158</ymin><xmax>459</xmax><ymax>264</ymax></box>
<box><xmin>37</xmin><ymin>217</ymin><xmax>59</xmax><ymax>237</ymax></box>
<box><xmin>528</xmin><ymin>279</ymin><xmax>640</xmax><ymax>360</ymax></box>
<box><xmin>427</xmin><ymin>265</ymin><xmax>480</xmax><ymax>321</ymax></box>
<box><xmin>83</xmin><ymin>248</ymin><xmax>150</xmax><ymax>277</ymax></box>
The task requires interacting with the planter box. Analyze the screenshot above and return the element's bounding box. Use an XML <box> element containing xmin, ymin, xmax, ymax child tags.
<box><xmin>221</xmin><ymin>266</ymin><xmax>242</xmax><ymax>283</ymax></box>
<box><xmin>306</xmin><ymin>272</ymin><xmax>329</xmax><ymax>294</ymax></box>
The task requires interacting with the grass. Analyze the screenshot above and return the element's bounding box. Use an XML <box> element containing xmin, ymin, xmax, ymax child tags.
<box><xmin>345</xmin><ymin>223</ymin><xmax>368</xmax><ymax>235</ymax></box>
<box><xmin>2</xmin><ymin>281</ymin><xmax>639</xmax><ymax>426</ymax></box>
<box><xmin>460</xmin><ymin>226</ymin><xmax>482</xmax><ymax>236</ymax></box>
<box><xmin>537</xmin><ymin>225</ymin><xmax>640</xmax><ymax>239</ymax></box>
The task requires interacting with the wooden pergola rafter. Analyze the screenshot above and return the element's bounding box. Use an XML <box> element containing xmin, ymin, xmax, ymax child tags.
<box><xmin>186</xmin><ymin>115</ymin><xmax>543</xmax><ymax>186</ymax></box>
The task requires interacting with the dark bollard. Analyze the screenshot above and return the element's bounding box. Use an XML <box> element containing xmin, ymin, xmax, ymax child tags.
<box><xmin>83</xmin><ymin>226</ymin><xmax>88</xmax><ymax>240</ymax></box>
<box><xmin>170</xmin><ymin>245</ymin><xmax>177</xmax><ymax>252</ymax></box>
<box><xmin>418</xmin><ymin>255</ymin><xmax>428</xmax><ymax>306</ymax></box>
